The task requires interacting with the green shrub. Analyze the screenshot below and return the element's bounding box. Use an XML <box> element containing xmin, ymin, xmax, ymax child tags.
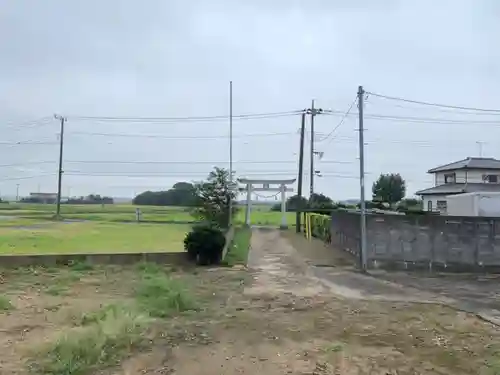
<box><xmin>183</xmin><ymin>225</ymin><xmax>226</xmax><ymax>265</ymax></box>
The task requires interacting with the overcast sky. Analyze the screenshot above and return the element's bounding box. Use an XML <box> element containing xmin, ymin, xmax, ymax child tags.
<box><xmin>1</xmin><ymin>0</ymin><xmax>500</xmax><ymax>200</ymax></box>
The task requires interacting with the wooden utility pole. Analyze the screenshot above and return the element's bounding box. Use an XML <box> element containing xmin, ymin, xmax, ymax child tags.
<box><xmin>296</xmin><ymin>112</ymin><xmax>306</xmax><ymax>232</ymax></box>
<box><xmin>54</xmin><ymin>114</ymin><xmax>66</xmax><ymax>218</ymax></box>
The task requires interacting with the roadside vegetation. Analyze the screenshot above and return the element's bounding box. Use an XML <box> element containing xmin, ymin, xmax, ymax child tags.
<box><xmin>224</xmin><ymin>226</ymin><xmax>252</xmax><ymax>266</ymax></box>
<box><xmin>27</xmin><ymin>263</ymin><xmax>196</xmax><ymax>375</ymax></box>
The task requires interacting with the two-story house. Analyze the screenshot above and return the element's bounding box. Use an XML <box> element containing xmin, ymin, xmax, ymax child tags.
<box><xmin>416</xmin><ymin>157</ymin><xmax>500</xmax><ymax>213</ymax></box>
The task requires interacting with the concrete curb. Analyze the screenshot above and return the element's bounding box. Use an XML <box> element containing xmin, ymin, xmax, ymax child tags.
<box><xmin>0</xmin><ymin>252</ymin><xmax>188</xmax><ymax>268</ymax></box>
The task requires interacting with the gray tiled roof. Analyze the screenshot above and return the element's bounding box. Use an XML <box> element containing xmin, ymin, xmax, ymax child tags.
<box><xmin>428</xmin><ymin>157</ymin><xmax>500</xmax><ymax>173</ymax></box>
<box><xmin>415</xmin><ymin>183</ymin><xmax>500</xmax><ymax>196</ymax></box>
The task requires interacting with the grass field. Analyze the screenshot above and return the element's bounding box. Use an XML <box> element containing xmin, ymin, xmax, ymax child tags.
<box><xmin>0</xmin><ymin>202</ymin><xmax>291</xmax><ymax>255</ymax></box>
<box><xmin>0</xmin><ymin>221</ymin><xmax>188</xmax><ymax>255</ymax></box>
<box><xmin>0</xmin><ymin>202</ymin><xmax>295</xmax><ymax>226</ymax></box>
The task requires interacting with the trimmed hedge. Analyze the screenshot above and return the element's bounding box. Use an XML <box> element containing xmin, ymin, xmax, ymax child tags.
<box><xmin>183</xmin><ymin>225</ymin><xmax>226</xmax><ymax>265</ymax></box>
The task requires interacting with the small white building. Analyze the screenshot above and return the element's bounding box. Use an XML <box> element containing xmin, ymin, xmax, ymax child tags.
<box><xmin>416</xmin><ymin>157</ymin><xmax>500</xmax><ymax>214</ymax></box>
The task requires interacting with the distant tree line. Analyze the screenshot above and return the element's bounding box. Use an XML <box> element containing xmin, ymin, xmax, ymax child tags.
<box><xmin>269</xmin><ymin>172</ymin><xmax>424</xmax><ymax>215</ymax></box>
<box><xmin>66</xmin><ymin>194</ymin><xmax>114</xmax><ymax>204</ymax></box>
<box><xmin>133</xmin><ymin>182</ymin><xmax>198</xmax><ymax>206</ymax></box>
<box><xmin>21</xmin><ymin>196</ymin><xmax>56</xmax><ymax>204</ymax></box>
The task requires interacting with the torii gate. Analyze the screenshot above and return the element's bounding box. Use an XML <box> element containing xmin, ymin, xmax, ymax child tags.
<box><xmin>238</xmin><ymin>178</ymin><xmax>296</xmax><ymax>229</ymax></box>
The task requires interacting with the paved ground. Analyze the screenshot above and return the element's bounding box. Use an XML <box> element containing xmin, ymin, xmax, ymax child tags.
<box><xmin>281</xmin><ymin>229</ymin><xmax>500</xmax><ymax>325</ymax></box>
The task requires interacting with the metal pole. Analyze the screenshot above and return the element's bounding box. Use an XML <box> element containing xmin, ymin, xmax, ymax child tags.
<box><xmin>16</xmin><ymin>184</ymin><xmax>19</xmax><ymax>202</ymax></box>
<box><xmin>280</xmin><ymin>183</ymin><xmax>287</xmax><ymax>229</ymax></box>
<box><xmin>228</xmin><ymin>81</ymin><xmax>233</xmax><ymax>227</ymax></box>
<box><xmin>245</xmin><ymin>183</ymin><xmax>252</xmax><ymax>226</ymax></box>
<box><xmin>310</xmin><ymin>99</ymin><xmax>315</xmax><ymax>196</ymax></box>
<box><xmin>358</xmin><ymin>86</ymin><xmax>367</xmax><ymax>271</ymax></box>
<box><xmin>55</xmin><ymin>115</ymin><xmax>65</xmax><ymax>218</ymax></box>
<box><xmin>296</xmin><ymin>112</ymin><xmax>306</xmax><ymax>232</ymax></box>
<box><xmin>476</xmin><ymin>141</ymin><xmax>484</xmax><ymax>157</ymax></box>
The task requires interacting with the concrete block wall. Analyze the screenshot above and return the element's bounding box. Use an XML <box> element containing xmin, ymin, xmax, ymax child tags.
<box><xmin>330</xmin><ymin>212</ymin><xmax>500</xmax><ymax>271</ymax></box>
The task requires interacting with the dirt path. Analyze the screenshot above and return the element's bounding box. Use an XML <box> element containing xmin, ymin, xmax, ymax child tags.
<box><xmin>171</xmin><ymin>229</ymin><xmax>500</xmax><ymax>374</ymax></box>
<box><xmin>3</xmin><ymin>229</ymin><xmax>500</xmax><ymax>374</ymax></box>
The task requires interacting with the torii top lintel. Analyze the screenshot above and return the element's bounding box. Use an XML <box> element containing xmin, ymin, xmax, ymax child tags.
<box><xmin>237</xmin><ymin>178</ymin><xmax>296</xmax><ymax>185</ymax></box>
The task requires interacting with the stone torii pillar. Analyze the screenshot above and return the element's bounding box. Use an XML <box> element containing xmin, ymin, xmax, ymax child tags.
<box><xmin>238</xmin><ymin>178</ymin><xmax>296</xmax><ymax>229</ymax></box>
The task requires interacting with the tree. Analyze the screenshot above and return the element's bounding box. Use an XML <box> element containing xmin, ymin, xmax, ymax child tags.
<box><xmin>133</xmin><ymin>182</ymin><xmax>197</xmax><ymax>206</ymax></box>
<box><xmin>372</xmin><ymin>173</ymin><xmax>406</xmax><ymax>205</ymax></box>
<box><xmin>309</xmin><ymin>193</ymin><xmax>334</xmax><ymax>209</ymax></box>
<box><xmin>66</xmin><ymin>194</ymin><xmax>114</xmax><ymax>204</ymax></box>
<box><xmin>270</xmin><ymin>194</ymin><xmax>308</xmax><ymax>212</ymax></box>
<box><xmin>192</xmin><ymin>167</ymin><xmax>237</xmax><ymax>228</ymax></box>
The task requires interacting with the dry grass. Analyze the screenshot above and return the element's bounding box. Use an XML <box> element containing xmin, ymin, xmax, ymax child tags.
<box><xmin>31</xmin><ymin>307</ymin><xmax>151</xmax><ymax>375</ymax></box>
<box><xmin>0</xmin><ymin>263</ymin><xmax>499</xmax><ymax>374</ymax></box>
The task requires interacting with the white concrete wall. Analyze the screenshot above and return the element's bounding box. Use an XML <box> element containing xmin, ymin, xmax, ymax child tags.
<box><xmin>435</xmin><ymin>169</ymin><xmax>500</xmax><ymax>185</ymax></box>
<box><xmin>422</xmin><ymin>194</ymin><xmax>449</xmax><ymax>212</ymax></box>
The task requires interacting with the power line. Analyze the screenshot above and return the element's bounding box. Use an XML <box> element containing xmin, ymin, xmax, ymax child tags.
<box><xmin>64</xmin><ymin>160</ymin><xmax>353</xmax><ymax>165</ymax></box>
<box><xmin>1</xmin><ymin>116</ymin><xmax>55</xmax><ymax>130</ymax></box>
<box><xmin>0</xmin><ymin>161</ymin><xmax>56</xmax><ymax>168</ymax></box>
<box><xmin>66</xmin><ymin>131</ymin><xmax>298</xmax><ymax>140</ymax></box>
<box><xmin>365</xmin><ymin>91</ymin><xmax>500</xmax><ymax>114</ymax></box>
<box><xmin>65</xmin><ymin>171</ymin><xmax>362</xmax><ymax>178</ymax></box>
<box><xmin>0</xmin><ymin>173</ymin><xmax>57</xmax><ymax>182</ymax></box>
<box><xmin>0</xmin><ymin>141</ymin><xmax>58</xmax><ymax>146</ymax></box>
<box><xmin>324</xmin><ymin>111</ymin><xmax>500</xmax><ymax>125</ymax></box>
<box><xmin>67</xmin><ymin>110</ymin><xmax>303</xmax><ymax>123</ymax></box>
<box><xmin>318</xmin><ymin>96</ymin><xmax>357</xmax><ymax>143</ymax></box>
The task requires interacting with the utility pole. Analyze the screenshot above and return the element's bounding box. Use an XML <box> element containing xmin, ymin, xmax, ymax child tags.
<box><xmin>228</xmin><ymin>81</ymin><xmax>234</xmax><ymax>227</ymax></box>
<box><xmin>309</xmin><ymin>99</ymin><xmax>315</xmax><ymax>196</ymax></box>
<box><xmin>16</xmin><ymin>184</ymin><xmax>19</xmax><ymax>202</ymax></box>
<box><xmin>476</xmin><ymin>141</ymin><xmax>484</xmax><ymax>157</ymax></box>
<box><xmin>54</xmin><ymin>114</ymin><xmax>66</xmax><ymax>218</ymax></box>
<box><xmin>306</xmin><ymin>100</ymin><xmax>323</xmax><ymax>197</ymax></box>
<box><xmin>296</xmin><ymin>112</ymin><xmax>306</xmax><ymax>233</ymax></box>
<box><xmin>357</xmin><ymin>86</ymin><xmax>367</xmax><ymax>272</ymax></box>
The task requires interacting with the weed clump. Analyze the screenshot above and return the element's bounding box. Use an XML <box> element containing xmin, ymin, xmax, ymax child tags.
<box><xmin>136</xmin><ymin>275</ymin><xmax>196</xmax><ymax>318</ymax></box>
<box><xmin>31</xmin><ymin>306</ymin><xmax>149</xmax><ymax>375</ymax></box>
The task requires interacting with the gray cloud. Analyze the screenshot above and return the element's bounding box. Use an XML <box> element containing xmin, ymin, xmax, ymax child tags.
<box><xmin>1</xmin><ymin>0</ymin><xmax>499</xmax><ymax>200</ymax></box>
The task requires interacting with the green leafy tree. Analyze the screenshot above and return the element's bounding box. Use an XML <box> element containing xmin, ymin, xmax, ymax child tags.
<box><xmin>133</xmin><ymin>182</ymin><xmax>197</xmax><ymax>206</ymax></box>
<box><xmin>192</xmin><ymin>167</ymin><xmax>237</xmax><ymax>228</ymax></box>
<box><xmin>270</xmin><ymin>194</ymin><xmax>308</xmax><ymax>212</ymax></box>
<box><xmin>372</xmin><ymin>173</ymin><xmax>406</xmax><ymax>205</ymax></box>
<box><xmin>309</xmin><ymin>193</ymin><xmax>334</xmax><ymax>209</ymax></box>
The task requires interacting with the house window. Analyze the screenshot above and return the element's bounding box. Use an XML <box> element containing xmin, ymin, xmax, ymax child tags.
<box><xmin>427</xmin><ymin>200</ymin><xmax>433</xmax><ymax>211</ymax></box>
<box><xmin>444</xmin><ymin>173</ymin><xmax>456</xmax><ymax>184</ymax></box>
<box><xmin>437</xmin><ymin>200</ymin><xmax>447</xmax><ymax>214</ymax></box>
<box><xmin>483</xmin><ymin>174</ymin><xmax>499</xmax><ymax>183</ymax></box>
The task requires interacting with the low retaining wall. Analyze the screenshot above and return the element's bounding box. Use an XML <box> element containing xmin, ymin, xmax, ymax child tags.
<box><xmin>0</xmin><ymin>252</ymin><xmax>188</xmax><ymax>268</ymax></box>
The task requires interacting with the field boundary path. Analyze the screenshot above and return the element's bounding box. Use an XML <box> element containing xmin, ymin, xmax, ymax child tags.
<box><xmin>247</xmin><ymin>228</ymin><xmax>500</xmax><ymax>326</ymax></box>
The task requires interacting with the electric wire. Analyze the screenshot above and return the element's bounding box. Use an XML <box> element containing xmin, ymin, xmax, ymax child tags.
<box><xmin>64</xmin><ymin>160</ymin><xmax>353</xmax><ymax>165</ymax></box>
<box><xmin>67</xmin><ymin>131</ymin><xmax>297</xmax><ymax>140</ymax></box>
<box><xmin>323</xmin><ymin>111</ymin><xmax>500</xmax><ymax>125</ymax></box>
<box><xmin>67</xmin><ymin>110</ymin><xmax>303</xmax><ymax>123</ymax></box>
<box><xmin>365</xmin><ymin>91</ymin><xmax>500</xmax><ymax>113</ymax></box>
<box><xmin>317</xmin><ymin>96</ymin><xmax>357</xmax><ymax>143</ymax></box>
